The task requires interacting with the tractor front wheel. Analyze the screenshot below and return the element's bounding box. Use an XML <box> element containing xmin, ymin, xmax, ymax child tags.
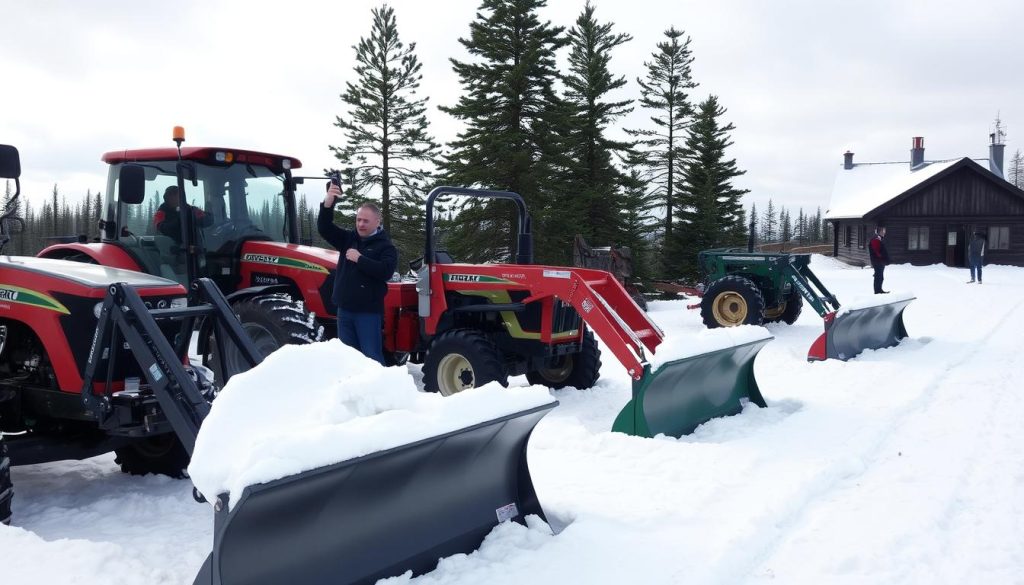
<box><xmin>701</xmin><ymin>276</ymin><xmax>766</xmax><ymax>328</ymax></box>
<box><xmin>209</xmin><ymin>293</ymin><xmax>323</xmax><ymax>384</ymax></box>
<box><xmin>114</xmin><ymin>434</ymin><xmax>190</xmax><ymax>478</ymax></box>
<box><xmin>423</xmin><ymin>330</ymin><xmax>507</xmax><ymax>396</ymax></box>
<box><xmin>526</xmin><ymin>330</ymin><xmax>602</xmax><ymax>390</ymax></box>
<box><xmin>780</xmin><ymin>292</ymin><xmax>803</xmax><ymax>324</ymax></box>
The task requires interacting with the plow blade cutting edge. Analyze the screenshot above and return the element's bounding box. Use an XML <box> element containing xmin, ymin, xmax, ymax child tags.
<box><xmin>807</xmin><ymin>297</ymin><xmax>914</xmax><ymax>361</ymax></box>
<box><xmin>612</xmin><ymin>337</ymin><xmax>772</xmax><ymax>438</ymax></box>
<box><xmin>194</xmin><ymin>402</ymin><xmax>556</xmax><ymax>585</ymax></box>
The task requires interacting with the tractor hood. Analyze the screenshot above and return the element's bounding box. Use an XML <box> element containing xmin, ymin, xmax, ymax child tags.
<box><xmin>239</xmin><ymin>241</ymin><xmax>339</xmax><ymax>273</ymax></box>
<box><xmin>3</xmin><ymin>256</ymin><xmax>183</xmax><ymax>290</ymax></box>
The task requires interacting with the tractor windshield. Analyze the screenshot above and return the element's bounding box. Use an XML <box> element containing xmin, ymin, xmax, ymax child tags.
<box><xmin>106</xmin><ymin>161</ymin><xmax>292</xmax><ymax>284</ymax></box>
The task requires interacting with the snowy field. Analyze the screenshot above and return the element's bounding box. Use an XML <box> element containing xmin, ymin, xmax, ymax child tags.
<box><xmin>4</xmin><ymin>255</ymin><xmax>1024</xmax><ymax>584</ymax></box>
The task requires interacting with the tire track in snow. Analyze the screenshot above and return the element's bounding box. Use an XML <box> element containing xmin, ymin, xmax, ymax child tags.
<box><xmin>708</xmin><ymin>293</ymin><xmax>1024</xmax><ymax>584</ymax></box>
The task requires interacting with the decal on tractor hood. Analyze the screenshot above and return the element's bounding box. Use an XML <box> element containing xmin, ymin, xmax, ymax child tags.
<box><xmin>241</xmin><ymin>253</ymin><xmax>329</xmax><ymax>274</ymax></box>
<box><xmin>0</xmin><ymin>285</ymin><xmax>70</xmax><ymax>314</ymax></box>
<box><xmin>443</xmin><ymin>273</ymin><xmax>515</xmax><ymax>284</ymax></box>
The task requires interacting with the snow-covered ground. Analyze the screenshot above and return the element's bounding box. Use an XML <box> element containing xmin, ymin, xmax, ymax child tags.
<box><xmin>5</xmin><ymin>256</ymin><xmax>1023</xmax><ymax>584</ymax></box>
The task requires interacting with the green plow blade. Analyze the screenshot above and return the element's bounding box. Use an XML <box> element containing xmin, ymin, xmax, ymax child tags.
<box><xmin>612</xmin><ymin>337</ymin><xmax>772</xmax><ymax>438</ymax></box>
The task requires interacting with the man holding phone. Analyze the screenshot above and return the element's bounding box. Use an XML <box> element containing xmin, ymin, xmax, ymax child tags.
<box><xmin>317</xmin><ymin>178</ymin><xmax>397</xmax><ymax>365</ymax></box>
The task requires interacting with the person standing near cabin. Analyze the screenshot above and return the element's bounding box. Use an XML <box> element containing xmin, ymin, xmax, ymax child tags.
<box><xmin>968</xmin><ymin>231</ymin><xmax>985</xmax><ymax>284</ymax></box>
<box><xmin>317</xmin><ymin>182</ymin><xmax>397</xmax><ymax>365</ymax></box>
<box><xmin>869</xmin><ymin>226</ymin><xmax>890</xmax><ymax>294</ymax></box>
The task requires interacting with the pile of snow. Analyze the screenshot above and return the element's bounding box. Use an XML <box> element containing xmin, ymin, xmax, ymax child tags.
<box><xmin>648</xmin><ymin>324</ymin><xmax>772</xmax><ymax>371</ymax></box>
<box><xmin>188</xmin><ymin>340</ymin><xmax>554</xmax><ymax>505</ymax></box>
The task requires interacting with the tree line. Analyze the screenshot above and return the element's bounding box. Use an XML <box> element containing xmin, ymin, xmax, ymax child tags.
<box><xmin>4</xmin><ymin>0</ymin><xmax>837</xmax><ymax>282</ymax></box>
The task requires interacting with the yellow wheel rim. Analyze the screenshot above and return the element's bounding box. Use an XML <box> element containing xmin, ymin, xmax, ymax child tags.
<box><xmin>763</xmin><ymin>302</ymin><xmax>786</xmax><ymax>320</ymax></box>
<box><xmin>437</xmin><ymin>354</ymin><xmax>475</xmax><ymax>396</ymax></box>
<box><xmin>537</xmin><ymin>356</ymin><xmax>574</xmax><ymax>384</ymax></box>
<box><xmin>712</xmin><ymin>291</ymin><xmax>748</xmax><ymax>326</ymax></box>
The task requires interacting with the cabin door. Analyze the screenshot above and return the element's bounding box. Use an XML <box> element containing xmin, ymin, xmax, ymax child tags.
<box><xmin>945</xmin><ymin>225</ymin><xmax>966</xmax><ymax>267</ymax></box>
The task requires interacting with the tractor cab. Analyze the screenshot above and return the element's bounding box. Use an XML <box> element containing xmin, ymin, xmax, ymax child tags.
<box><xmin>101</xmin><ymin>145</ymin><xmax>302</xmax><ymax>289</ymax></box>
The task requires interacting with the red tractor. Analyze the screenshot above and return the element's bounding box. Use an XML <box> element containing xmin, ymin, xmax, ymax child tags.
<box><xmin>0</xmin><ymin>144</ymin><xmax>267</xmax><ymax>525</ymax></box>
<box><xmin>38</xmin><ymin>129</ymin><xmax>330</xmax><ymax>377</ymax></box>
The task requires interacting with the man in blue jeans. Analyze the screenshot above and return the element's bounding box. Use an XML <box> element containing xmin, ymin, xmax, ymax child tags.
<box><xmin>317</xmin><ymin>182</ymin><xmax>397</xmax><ymax>365</ymax></box>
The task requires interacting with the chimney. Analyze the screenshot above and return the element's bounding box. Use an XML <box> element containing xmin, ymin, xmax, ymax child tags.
<box><xmin>843</xmin><ymin>151</ymin><xmax>854</xmax><ymax>170</ymax></box>
<box><xmin>989</xmin><ymin>128</ymin><xmax>1006</xmax><ymax>178</ymax></box>
<box><xmin>910</xmin><ymin>136</ymin><xmax>925</xmax><ymax>169</ymax></box>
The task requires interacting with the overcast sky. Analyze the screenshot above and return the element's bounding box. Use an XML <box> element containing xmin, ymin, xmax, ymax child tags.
<box><xmin>2</xmin><ymin>0</ymin><xmax>1022</xmax><ymax>218</ymax></box>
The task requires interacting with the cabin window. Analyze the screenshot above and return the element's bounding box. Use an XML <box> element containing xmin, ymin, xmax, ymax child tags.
<box><xmin>908</xmin><ymin>226</ymin><xmax>929</xmax><ymax>250</ymax></box>
<box><xmin>844</xmin><ymin>225</ymin><xmax>852</xmax><ymax>247</ymax></box>
<box><xmin>857</xmin><ymin>225</ymin><xmax>866</xmax><ymax>249</ymax></box>
<box><xmin>990</xmin><ymin>226</ymin><xmax>1010</xmax><ymax>250</ymax></box>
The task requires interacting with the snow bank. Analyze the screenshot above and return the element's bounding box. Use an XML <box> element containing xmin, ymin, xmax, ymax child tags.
<box><xmin>188</xmin><ymin>340</ymin><xmax>555</xmax><ymax>505</ymax></box>
<box><xmin>836</xmin><ymin>291</ymin><xmax>915</xmax><ymax>316</ymax></box>
<box><xmin>648</xmin><ymin>325</ymin><xmax>772</xmax><ymax>371</ymax></box>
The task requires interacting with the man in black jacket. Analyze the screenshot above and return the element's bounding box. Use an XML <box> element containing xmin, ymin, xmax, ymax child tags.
<box><xmin>868</xmin><ymin>226</ymin><xmax>891</xmax><ymax>294</ymax></box>
<box><xmin>317</xmin><ymin>183</ymin><xmax>397</xmax><ymax>365</ymax></box>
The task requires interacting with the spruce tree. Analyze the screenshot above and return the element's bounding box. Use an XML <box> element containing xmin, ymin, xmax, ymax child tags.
<box><xmin>625</xmin><ymin>27</ymin><xmax>697</xmax><ymax>275</ymax></box>
<box><xmin>668</xmin><ymin>95</ymin><xmax>749</xmax><ymax>276</ymax></box>
<box><xmin>330</xmin><ymin>4</ymin><xmax>439</xmax><ymax>267</ymax></box>
<box><xmin>780</xmin><ymin>208</ymin><xmax>792</xmax><ymax>243</ymax></box>
<box><xmin>1009</xmin><ymin>148</ymin><xmax>1024</xmax><ymax>188</ymax></box>
<box><xmin>617</xmin><ymin>168</ymin><xmax>659</xmax><ymax>278</ymax></box>
<box><xmin>761</xmin><ymin>198</ymin><xmax>777</xmax><ymax>243</ymax></box>
<box><xmin>748</xmin><ymin>202</ymin><xmax>759</xmax><ymax>249</ymax></box>
<box><xmin>563</xmin><ymin>1</ymin><xmax>633</xmax><ymax>246</ymax></box>
<box><xmin>440</xmin><ymin>0</ymin><xmax>570</xmax><ymax>264</ymax></box>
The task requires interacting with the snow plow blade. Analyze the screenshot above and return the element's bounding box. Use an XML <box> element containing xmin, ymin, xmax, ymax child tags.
<box><xmin>193</xmin><ymin>402</ymin><xmax>556</xmax><ymax>585</ymax></box>
<box><xmin>807</xmin><ymin>297</ymin><xmax>914</xmax><ymax>361</ymax></box>
<box><xmin>611</xmin><ymin>337</ymin><xmax>771</xmax><ymax>438</ymax></box>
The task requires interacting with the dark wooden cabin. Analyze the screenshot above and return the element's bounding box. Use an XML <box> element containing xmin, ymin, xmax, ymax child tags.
<box><xmin>826</xmin><ymin>137</ymin><xmax>1024</xmax><ymax>267</ymax></box>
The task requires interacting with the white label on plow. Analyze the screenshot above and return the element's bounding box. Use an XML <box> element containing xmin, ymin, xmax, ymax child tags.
<box><xmin>543</xmin><ymin>270</ymin><xmax>571</xmax><ymax>279</ymax></box>
<box><xmin>496</xmin><ymin>502</ymin><xmax>519</xmax><ymax>523</ymax></box>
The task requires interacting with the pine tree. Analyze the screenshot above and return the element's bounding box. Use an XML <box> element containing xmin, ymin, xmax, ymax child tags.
<box><xmin>748</xmin><ymin>202</ymin><xmax>759</xmax><ymax>249</ymax></box>
<box><xmin>761</xmin><ymin>198</ymin><xmax>777</xmax><ymax>243</ymax></box>
<box><xmin>625</xmin><ymin>27</ymin><xmax>698</xmax><ymax>275</ymax></box>
<box><xmin>1009</xmin><ymin>148</ymin><xmax>1024</xmax><ymax>188</ymax></box>
<box><xmin>563</xmin><ymin>1</ymin><xmax>633</xmax><ymax>246</ymax></box>
<box><xmin>440</xmin><ymin>0</ymin><xmax>570</xmax><ymax>264</ymax></box>
<box><xmin>668</xmin><ymin>95</ymin><xmax>749</xmax><ymax>276</ymax></box>
<box><xmin>617</xmin><ymin>168</ymin><xmax>659</xmax><ymax>279</ymax></box>
<box><xmin>780</xmin><ymin>207</ymin><xmax>792</xmax><ymax>243</ymax></box>
<box><xmin>330</xmin><ymin>3</ymin><xmax>440</xmax><ymax>265</ymax></box>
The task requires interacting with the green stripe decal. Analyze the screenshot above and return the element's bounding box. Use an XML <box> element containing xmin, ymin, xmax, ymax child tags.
<box><xmin>0</xmin><ymin>285</ymin><xmax>70</xmax><ymax>314</ymax></box>
<box><xmin>242</xmin><ymin>254</ymin><xmax>329</xmax><ymax>274</ymax></box>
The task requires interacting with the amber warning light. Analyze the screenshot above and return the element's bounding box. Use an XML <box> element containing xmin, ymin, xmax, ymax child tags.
<box><xmin>173</xmin><ymin>126</ymin><xmax>186</xmax><ymax>145</ymax></box>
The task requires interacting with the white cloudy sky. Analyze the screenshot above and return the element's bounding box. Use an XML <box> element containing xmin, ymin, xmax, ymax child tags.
<box><xmin>2</xmin><ymin>0</ymin><xmax>1022</xmax><ymax>217</ymax></box>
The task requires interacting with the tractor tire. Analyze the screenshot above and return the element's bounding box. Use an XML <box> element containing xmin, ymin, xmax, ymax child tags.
<box><xmin>0</xmin><ymin>435</ymin><xmax>12</xmax><ymax>525</ymax></box>
<box><xmin>209</xmin><ymin>293</ymin><xmax>324</xmax><ymax>385</ymax></box>
<box><xmin>700</xmin><ymin>276</ymin><xmax>766</xmax><ymax>328</ymax></box>
<box><xmin>114</xmin><ymin>434</ymin><xmax>190</xmax><ymax>478</ymax></box>
<box><xmin>526</xmin><ymin>329</ymin><xmax>602</xmax><ymax>390</ymax></box>
<box><xmin>780</xmin><ymin>293</ymin><xmax>803</xmax><ymax>325</ymax></box>
<box><xmin>422</xmin><ymin>330</ymin><xmax>507</xmax><ymax>396</ymax></box>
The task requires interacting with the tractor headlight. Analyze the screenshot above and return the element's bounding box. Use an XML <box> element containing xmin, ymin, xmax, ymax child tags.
<box><xmin>171</xmin><ymin>297</ymin><xmax>187</xmax><ymax>309</ymax></box>
<box><xmin>93</xmin><ymin>302</ymin><xmax>104</xmax><ymax>319</ymax></box>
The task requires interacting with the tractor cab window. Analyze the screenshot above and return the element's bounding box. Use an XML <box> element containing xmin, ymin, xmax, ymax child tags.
<box><xmin>199</xmin><ymin>163</ymin><xmax>288</xmax><ymax>250</ymax></box>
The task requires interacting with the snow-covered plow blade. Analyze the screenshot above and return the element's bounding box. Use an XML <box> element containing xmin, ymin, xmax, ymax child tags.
<box><xmin>612</xmin><ymin>337</ymin><xmax>772</xmax><ymax>438</ymax></box>
<box><xmin>807</xmin><ymin>296</ymin><xmax>914</xmax><ymax>361</ymax></box>
<box><xmin>193</xmin><ymin>402</ymin><xmax>556</xmax><ymax>585</ymax></box>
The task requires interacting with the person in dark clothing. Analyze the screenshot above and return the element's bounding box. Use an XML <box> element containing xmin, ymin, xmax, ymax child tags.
<box><xmin>153</xmin><ymin>186</ymin><xmax>212</xmax><ymax>243</ymax></box>
<box><xmin>868</xmin><ymin>226</ymin><xmax>891</xmax><ymax>294</ymax></box>
<box><xmin>317</xmin><ymin>183</ymin><xmax>398</xmax><ymax>365</ymax></box>
<box><xmin>967</xmin><ymin>232</ymin><xmax>985</xmax><ymax>284</ymax></box>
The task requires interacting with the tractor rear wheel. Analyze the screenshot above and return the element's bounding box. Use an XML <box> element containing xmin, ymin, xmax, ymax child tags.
<box><xmin>526</xmin><ymin>329</ymin><xmax>602</xmax><ymax>390</ymax></box>
<box><xmin>209</xmin><ymin>293</ymin><xmax>324</xmax><ymax>384</ymax></box>
<box><xmin>0</xmin><ymin>435</ymin><xmax>12</xmax><ymax>525</ymax></box>
<box><xmin>701</xmin><ymin>276</ymin><xmax>766</xmax><ymax>328</ymax></box>
<box><xmin>114</xmin><ymin>434</ymin><xmax>190</xmax><ymax>478</ymax></box>
<box><xmin>423</xmin><ymin>330</ymin><xmax>507</xmax><ymax>396</ymax></box>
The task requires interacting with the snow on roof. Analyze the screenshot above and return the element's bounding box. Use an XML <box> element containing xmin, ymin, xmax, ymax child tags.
<box><xmin>825</xmin><ymin>159</ymin><xmax>963</xmax><ymax>220</ymax></box>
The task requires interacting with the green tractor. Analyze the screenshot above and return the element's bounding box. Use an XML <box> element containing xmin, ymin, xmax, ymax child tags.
<box><xmin>696</xmin><ymin>249</ymin><xmax>913</xmax><ymax>362</ymax></box>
